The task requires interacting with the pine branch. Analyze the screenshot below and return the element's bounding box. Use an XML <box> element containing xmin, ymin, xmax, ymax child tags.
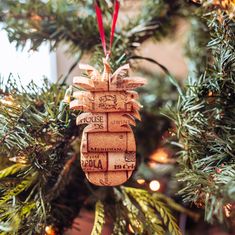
<box><xmin>122</xmin><ymin>187</ymin><xmax>183</xmax><ymax>235</ymax></box>
<box><xmin>169</xmin><ymin>6</ymin><xmax>235</xmax><ymax>223</ymax></box>
<box><xmin>113</xmin><ymin>188</ymin><xmax>144</xmax><ymax>234</ymax></box>
<box><xmin>0</xmin><ymin>172</ymin><xmax>37</xmax><ymax>205</ymax></box>
<box><xmin>91</xmin><ymin>200</ymin><xmax>105</xmax><ymax>235</ymax></box>
<box><xmin>0</xmin><ymin>164</ymin><xmax>29</xmax><ymax>180</ymax></box>
<box><xmin>153</xmin><ymin>193</ymin><xmax>200</xmax><ymax>221</ymax></box>
<box><xmin>149</xmin><ymin>199</ymin><xmax>181</xmax><ymax>235</ymax></box>
<box><xmin>111</xmin><ymin>204</ymin><xmax>128</xmax><ymax>235</ymax></box>
<box><xmin>46</xmin><ymin>155</ymin><xmax>77</xmax><ymax>200</ymax></box>
<box><xmin>0</xmin><ymin>0</ymin><xmax>185</xmax><ymax>71</ymax></box>
<box><xmin>0</xmin><ymin>70</ymin><xmax>181</xmax><ymax>234</ymax></box>
<box><xmin>0</xmin><ymin>78</ymin><xmax>84</xmax><ymax>234</ymax></box>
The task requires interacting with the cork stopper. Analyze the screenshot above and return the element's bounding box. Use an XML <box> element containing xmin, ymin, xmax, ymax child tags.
<box><xmin>102</xmin><ymin>58</ymin><xmax>111</xmax><ymax>81</ymax></box>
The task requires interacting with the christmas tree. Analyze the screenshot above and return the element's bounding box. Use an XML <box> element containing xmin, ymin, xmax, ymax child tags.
<box><xmin>0</xmin><ymin>0</ymin><xmax>234</xmax><ymax>234</ymax></box>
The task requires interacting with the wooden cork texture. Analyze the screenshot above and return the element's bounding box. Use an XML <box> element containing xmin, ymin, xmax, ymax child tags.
<box><xmin>70</xmin><ymin>58</ymin><xmax>146</xmax><ymax>186</ymax></box>
<box><xmin>81</xmin><ymin>152</ymin><xmax>136</xmax><ymax>172</ymax></box>
<box><xmin>85</xmin><ymin>171</ymin><xmax>133</xmax><ymax>186</ymax></box>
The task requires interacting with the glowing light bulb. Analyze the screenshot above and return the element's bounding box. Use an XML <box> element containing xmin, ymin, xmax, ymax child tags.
<box><xmin>136</xmin><ymin>178</ymin><xmax>145</xmax><ymax>184</ymax></box>
<box><xmin>149</xmin><ymin>148</ymin><xmax>170</xmax><ymax>164</ymax></box>
<box><xmin>45</xmin><ymin>226</ymin><xmax>56</xmax><ymax>235</ymax></box>
<box><xmin>128</xmin><ymin>224</ymin><xmax>135</xmax><ymax>233</ymax></box>
<box><xmin>149</xmin><ymin>180</ymin><xmax>160</xmax><ymax>191</ymax></box>
<box><xmin>224</xmin><ymin>203</ymin><xmax>232</xmax><ymax>217</ymax></box>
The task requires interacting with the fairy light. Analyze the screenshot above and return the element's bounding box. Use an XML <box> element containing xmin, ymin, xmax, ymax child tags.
<box><xmin>63</xmin><ymin>95</ymin><xmax>71</xmax><ymax>104</ymax></box>
<box><xmin>148</xmin><ymin>161</ymin><xmax>157</xmax><ymax>168</ymax></box>
<box><xmin>0</xmin><ymin>96</ymin><xmax>14</xmax><ymax>107</ymax></box>
<box><xmin>149</xmin><ymin>147</ymin><xmax>175</xmax><ymax>164</ymax></box>
<box><xmin>128</xmin><ymin>224</ymin><xmax>135</xmax><ymax>233</ymax></box>
<box><xmin>136</xmin><ymin>178</ymin><xmax>145</xmax><ymax>185</ymax></box>
<box><xmin>9</xmin><ymin>156</ymin><xmax>28</xmax><ymax>164</ymax></box>
<box><xmin>224</xmin><ymin>203</ymin><xmax>232</xmax><ymax>217</ymax></box>
<box><xmin>45</xmin><ymin>226</ymin><xmax>56</xmax><ymax>235</ymax></box>
<box><xmin>149</xmin><ymin>180</ymin><xmax>160</xmax><ymax>191</ymax></box>
<box><xmin>63</xmin><ymin>86</ymin><xmax>73</xmax><ymax>104</ymax></box>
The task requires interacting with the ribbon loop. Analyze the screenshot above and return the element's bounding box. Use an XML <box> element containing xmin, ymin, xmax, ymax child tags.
<box><xmin>95</xmin><ymin>0</ymin><xmax>120</xmax><ymax>57</ymax></box>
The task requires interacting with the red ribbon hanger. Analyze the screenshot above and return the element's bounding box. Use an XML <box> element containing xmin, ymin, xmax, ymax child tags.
<box><xmin>95</xmin><ymin>0</ymin><xmax>120</xmax><ymax>58</ymax></box>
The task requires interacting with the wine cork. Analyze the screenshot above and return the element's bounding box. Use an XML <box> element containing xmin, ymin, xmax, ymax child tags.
<box><xmin>92</xmin><ymin>80</ymin><xmax>109</xmax><ymax>91</ymax></box>
<box><xmin>130</xmin><ymin>110</ymin><xmax>141</xmax><ymax>121</ymax></box>
<box><xmin>76</xmin><ymin>113</ymin><xmax>135</xmax><ymax>132</ymax></box>
<box><xmin>69</xmin><ymin>95</ymin><xmax>88</xmax><ymax>111</ymax></box>
<box><xmin>79</xmin><ymin>63</ymin><xmax>101</xmax><ymax>80</ymax></box>
<box><xmin>107</xmin><ymin>113</ymin><xmax>135</xmax><ymax>132</ymax></box>
<box><xmin>73</xmin><ymin>76</ymin><xmax>109</xmax><ymax>91</ymax></box>
<box><xmin>123</xmin><ymin>77</ymin><xmax>147</xmax><ymax>89</ymax></box>
<box><xmin>70</xmin><ymin>99</ymin><xmax>87</xmax><ymax>111</ymax></box>
<box><xmin>81</xmin><ymin>132</ymin><xmax>88</xmax><ymax>153</ymax></box>
<box><xmin>73</xmin><ymin>91</ymin><xmax>93</xmax><ymax>101</ymax></box>
<box><xmin>109</xmin><ymin>152</ymin><xmax>135</xmax><ymax>171</ymax></box>
<box><xmin>77</xmin><ymin>113</ymin><xmax>107</xmax><ymax>132</ymax></box>
<box><xmin>128</xmin><ymin>99</ymin><xmax>142</xmax><ymax>111</ymax></box>
<box><xmin>109</xmin><ymin>76</ymin><xmax>147</xmax><ymax>91</ymax></box>
<box><xmin>110</xmin><ymin>64</ymin><xmax>130</xmax><ymax>83</ymax></box>
<box><xmin>102</xmin><ymin>58</ymin><xmax>111</xmax><ymax>81</ymax></box>
<box><xmin>127</xmin><ymin>132</ymin><xmax>136</xmax><ymax>152</ymax></box>
<box><xmin>126</xmin><ymin>90</ymin><xmax>139</xmax><ymax>100</ymax></box>
<box><xmin>85</xmin><ymin>171</ymin><xmax>133</xmax><ymax>186</ymax></box>
<box><xmin>70</xmin><ymin>91</ymin><xmax>140</xmax><ymax>113</ymax></box>
<box><xmin>83</xmin><ymin>132</ymin><xmax>136</xmax><ymax>152</ymax></box>
<box><xmin>81</xmin><ymin>152</ymin><xmax>136</xmax><ymax>172</ymax></box>
<box><xmin>81</xmin><ymin>152</ymin><xmax>107</xmax><ymax>171</ymax></box>
<box><xmin>92</xmin><ymin>91</ymin><xmax>132</xmax><ymax>112</ymax></box>
<box><xmin>73</xmin><ymin>76</ymin><xmax>95</xmax><ymax>90</ymax></box>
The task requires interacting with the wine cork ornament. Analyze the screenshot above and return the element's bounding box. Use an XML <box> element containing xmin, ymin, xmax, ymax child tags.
<box><xmin>69</xmin><ymin>0</ymin><xmax>146</xmax><ymax>186</ymax></box>
<box><xmin>70</xmin><ymin>59</ymin><xmax>146</xmax><ymax>186</ymax></box>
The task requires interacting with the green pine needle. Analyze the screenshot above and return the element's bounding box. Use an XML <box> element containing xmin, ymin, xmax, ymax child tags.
<box><xmin>91</xmin><ymin>200</ymin><xmax>105</xmax><ymax>235</ymax></box>
<box><xmin>0</xmin><ymin>164</ymin><xmax>29</xmax><ymax>180</ymax></box>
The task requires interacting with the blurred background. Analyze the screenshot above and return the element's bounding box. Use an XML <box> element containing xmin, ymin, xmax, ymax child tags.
<box><xmin>0</xmin><ymin>1</ymin><xmax>234</xmax><ymax>234</ymax></box>
<box><xmin>0</xmin><ymin>15</ymin><xmax>189</xmax><ymax>235</ymax></box>
<box><xmin>0</xmin><ymin>2</ymin><xmax>188</xmax><ymax>84</ymax></box>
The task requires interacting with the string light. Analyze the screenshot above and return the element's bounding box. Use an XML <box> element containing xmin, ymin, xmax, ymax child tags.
<box><xmin>224</xmin><ymin>203</ymin><xmax>232</xmax><ymax>217</ymax></box>
<box><xmin>136</xmin><ymin>178</ymin><xmax>145</xmax><ymax>184</ymax></box>
<box><xmin>149</xmin><ymin>147</ymin><xmax>175</xmax><ymax>164</ymax></box>
<box><xmin>45</xmin><ymin>226</ymin><xmax>56</xmax><ymax>235</ymax></box>
<box><xmin>208</xmin><ymin>91</ymin><xmax>213</xmax><ymax>96</ymax></box>
<box><xmin>149</xmin><ymin>180</ymin><xmax>160</xmax><ymax>191</ymax></box>
<box><xmin>9</xmin><ymin>155</ymin><xmax>28</xmax><ymax>164</ymax></box>
<box><xmin>128</xmin><ymin>224</ymin><xmax>135</xmax><ymax>233</ymax></box>
<box><xmin>0</xmin><ymin>96</ymin><xmax>15</xmax><ymax>107</ymax></box>
<box><xmin>63</xmin><ymin>95</ymin><xmax>71</xmax><ymax>104</ymax></box>
<box><xmin>63</xmin><ymin>86</ymin><xmax>72</xmax><ymax>103</ymax></box>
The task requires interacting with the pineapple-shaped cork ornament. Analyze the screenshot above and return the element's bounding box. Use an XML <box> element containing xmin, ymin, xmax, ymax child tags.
<box><xmin>70</xmin><ymin>59</ymin><xmax>146</xmax><ymax>186</ymax></box>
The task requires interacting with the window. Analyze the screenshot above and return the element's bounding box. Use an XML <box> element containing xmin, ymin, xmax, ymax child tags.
<box><xmin>0</xmin><ymin>25</ymin><xmax>57</xmax><ymax>86</ymax></box>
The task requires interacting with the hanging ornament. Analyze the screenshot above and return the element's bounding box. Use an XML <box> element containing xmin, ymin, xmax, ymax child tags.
<box><xmin>69</xmin><ymin>1</ymin><xmax>146</xmax><ymax>186</ymax></box>
<box><xmin>70</xmin><ymin>60</ymin><xmax>146</xmax><ymax>186</ymax></box>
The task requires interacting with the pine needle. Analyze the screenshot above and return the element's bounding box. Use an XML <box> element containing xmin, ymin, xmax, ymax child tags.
<box><xmin>91</xmin><ymin>200</ymin><xmax>105</xmax><ymax>235</ymax></box>
<box><xmin>0</xmin><ymin>164</ymin><xmax>29</xmax><ymax>180</ymax></box>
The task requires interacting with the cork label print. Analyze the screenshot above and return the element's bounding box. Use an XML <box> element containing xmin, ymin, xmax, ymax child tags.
<box><xmin>70</xmin><ymin>59</ymin><xmax>146</xmax><ymax>186</ymax></box>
